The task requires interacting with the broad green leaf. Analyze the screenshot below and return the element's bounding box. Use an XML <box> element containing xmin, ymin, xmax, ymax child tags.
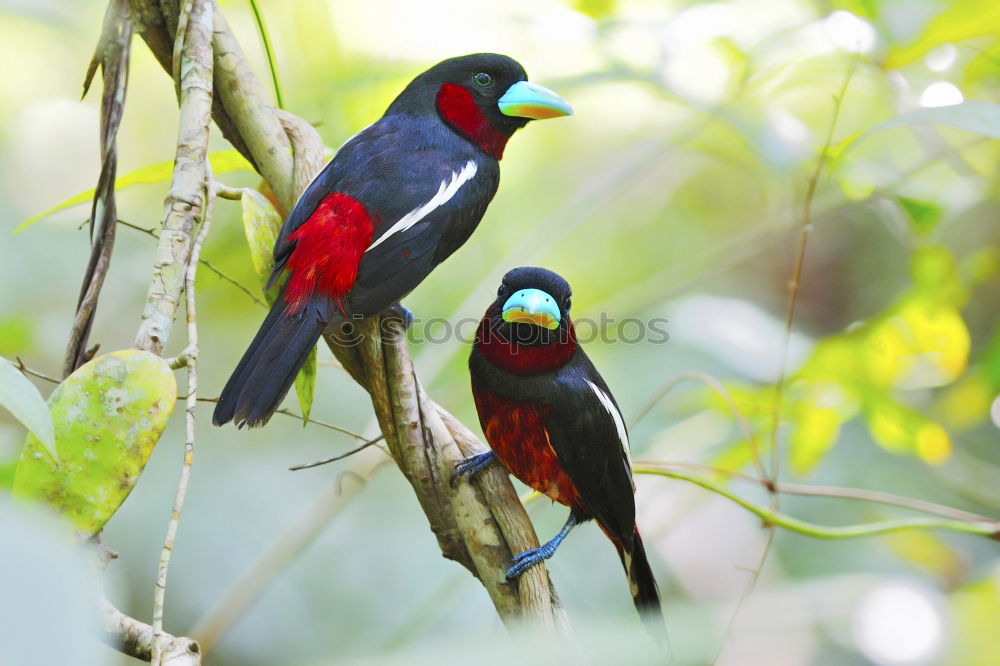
<box><xmin>884</xmin><ymin>0</ymin><xmax>1000</xmax><ymax>69</ymax></box>
<box><xmin>240</xmin><ymin>189</ymin><xmax>316</xmax><ymax>423</ymax></box>
<box><xmin>12</xmin><ymin>350</ymin><xmax>176</xmax><ymax>535</ymax></box>
<box><xmin>857</xmin><ymin>101</ymin><xmax>1000</xmax><ymax>145</ymax></box>
<box><xmin>14</xmin><ymin>149</ymin><xmax>254</xmax><ymax>234</ymax></box>
<box><xmin>0</xmin><ymin>356</ymin><xmax>56</xmax><ymax>460</ymax></box>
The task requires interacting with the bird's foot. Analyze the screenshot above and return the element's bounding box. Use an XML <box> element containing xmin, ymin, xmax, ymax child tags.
<box><xmin>450</xmin><ymin>451</ymin><xmax>497</xmax><ymax>487</ymax></box>
<box><xmin>506</xmin><ymin>542</ymin><xmax>558</xmax><ymax>580</ymax></box>
<box><xmin>384</xmin><ymin>302</ymin><xmax>414</xmax><ymax>330</ymax></box>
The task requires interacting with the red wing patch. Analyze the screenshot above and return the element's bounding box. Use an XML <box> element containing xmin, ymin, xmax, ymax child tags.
<box><xmin>473</xmin><ymin>386</ymin><xmax>583</xmax><ymax>509</ymax></box>
<box><xmin>284</xmin><ymin>192</ymin><xmax>374</xmax><ymax>314</ymax></box>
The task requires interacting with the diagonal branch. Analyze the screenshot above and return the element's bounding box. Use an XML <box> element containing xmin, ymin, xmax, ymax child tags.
<box><xmin>136</xmin><ymin>0</ymin><xmax>568</xmax><ymax>636</ymax></box>
<box><xmin>132</xmin><ymin>0</ymin><xmax>214</xmax><ymax>355</ymax></box>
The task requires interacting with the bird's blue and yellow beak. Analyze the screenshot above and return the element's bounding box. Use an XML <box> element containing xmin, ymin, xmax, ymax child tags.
<box><xmin>498</xmin><ymin>81</ymin><xmax>572</xmax><ymax>120</ymax></box>
<box><xmin>502</xmin><ymin>288</ymin><xmax>562</xmax><ymax>330</ymax></box>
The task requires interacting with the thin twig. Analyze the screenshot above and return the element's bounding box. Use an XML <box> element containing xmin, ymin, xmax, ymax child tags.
<box><xmin>193</xmin><ymin>397</ymin><xmax>369</xmax><ymax>436</ymax></box>
<box><xmin>769</xmin><ymin>58</ymin><xmax>857</xmax><ymax>483</ymax></box>
<box><xmin>117</xmin><ymin>218</ymin><xmax>267</xmax><ymax>307</ymax></box>
<box><xmin>14</xmin><ymin>358</ymin><xmax>61</xmax><ymax>384</ymax></box>
<box><xmin>289</xmin><ymin>434</ymin><xmax>386</xmax><ymax>470</ymax></box>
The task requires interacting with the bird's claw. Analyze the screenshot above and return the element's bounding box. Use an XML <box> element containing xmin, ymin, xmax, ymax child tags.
<box><xmin>384</xmin><ymin>302</ymin><xmax>414</xmax><ymax>330</ymax></box>
<box><xmin>450</xmin><ymin>451</ymin><xmax>497</xmax><ymax>487</ymax></box>
<box><xmin>505</xmin><ymin>545</ymin><xmax>554</xmax><ymax>580</ymax></box>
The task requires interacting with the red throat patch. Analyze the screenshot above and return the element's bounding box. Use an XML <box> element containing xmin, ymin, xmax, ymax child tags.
<box><xmin>436</xmin><ymin>83</ymin><xmax>509</xmax><ymax>159</ymax></box>
<box><xmin>474</xmin><ymin>314</ymin><xmax>578</xmax><ymax>375</ymax></box>
<box><xmin>283</xmin><ymin>192</ymin><xmax>374</xmax><ymax>314</ymax></box>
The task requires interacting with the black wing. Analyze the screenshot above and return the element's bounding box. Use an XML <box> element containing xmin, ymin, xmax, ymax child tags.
<box><xmin>347</xmin><ymin>152</ymin><xmax>498</xmax><ymax>315</ymax></box>
<box><xmin>266</xmin><ymin>115</ymin><xmax>499</xmax><ymax>315</ymax></box>
<box><xmin>544</xmin><ymin>355</ymin><xmax>636</xmax><ymax>543</ymax></box>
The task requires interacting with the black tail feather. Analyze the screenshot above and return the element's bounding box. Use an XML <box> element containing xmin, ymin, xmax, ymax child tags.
<box><xmin>617</xmin><ymin>525</ymin><xmax>668</xmax><ymax>646</ymax></box>
<box><xmin>213</xmin><ymin>294</ymin><xmax>331</xmax><ymax>428</ymax></box>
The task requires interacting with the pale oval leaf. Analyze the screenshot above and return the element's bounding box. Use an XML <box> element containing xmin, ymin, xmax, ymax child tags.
<box><xmin>0</xmin><ymin>357</ymin><xmax>56</xmax><ymax>459</ymax></box>
<box><xmin>12</xmin><ymin>350</ymin><xmax>177</xmax><ymax>535</ymax></box>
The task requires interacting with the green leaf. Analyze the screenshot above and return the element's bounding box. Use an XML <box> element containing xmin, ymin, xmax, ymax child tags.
<box><xmin>898</xmin><ymin>197</ymin><xmax>942</xmax><ymax>235</ymax></box>
<box><xmin>240</xmin><ymin>189</ymin><xmax>316</xmax><ymax>423</ymax></box>
<box><xmin>295</xmin><ymin>348</ymin><xmax>317</xmax><ymax>424</ymax></box>
<box><xmin>858</xmin><ymin>101</ymin><xmax>1000</xmax><ymax>145</ymax></box>
<box><xmin>240</xmin><ymin>188</ymin><xmax>282</xmax><ymax>281</ymax></box>
<box><xmin>12</xmin><ymin>350</ymin><xmax>176</xmax><ymax>535</ymax></box>
<box><xmin>14</xmin><ymin>150</ymin><xmax>254</xmax><ymax>235</ymax></box>
<box><xmin>884</xmin><ymin>0</ymin><xmax>1000</xmax><ymax>69</ymax></box>
<box><xmin>0</xmin><ymin>357</ymin><xmax>56</xmax><ymax>460</ymax></box>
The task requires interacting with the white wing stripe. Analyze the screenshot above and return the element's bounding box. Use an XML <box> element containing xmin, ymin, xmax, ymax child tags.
<box><xmin>586</xmin><ymin>380</ymin><xmax>632</xmax><ymax>474</ymax></box>
<box><xmin>366</xmin><ymin>160</ymin><xmax>478</xmax><ymax>252</ymax></box>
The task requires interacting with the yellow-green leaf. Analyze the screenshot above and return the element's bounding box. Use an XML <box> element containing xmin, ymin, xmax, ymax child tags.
<box><xmin>240</xmin><ymin>188</ymin><xmax>282</xmax><ymax>281</ymax></box>
<box><xmin>240</xmin><ymin>189</ymin><xmax>316</xmax><ymax>423</ymax></box>
<box><xmin>12</xmin><ymin>350</ymin><xmax>176</xmax><ymax>535</ymax></box>
<box><xmin>14</xmin><ymin>150</ymin><xmax>254</xmax><ymax>235</ymax></box>
<box><xmin>884</xmin><ymin>0</ymin><xmax>1000</xmax><ymax>69</ymax></box>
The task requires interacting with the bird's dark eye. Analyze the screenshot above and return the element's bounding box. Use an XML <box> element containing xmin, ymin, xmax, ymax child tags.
<box><xmin>497</xmin><ymin>282</ymin><xmax>507</xmax><ymax>297</ymax></box>
<box><xmin>564</xmin><ymin>297</ymin><xmax>572</xmax><ymax>311</ymax></box>
<box><xmin>472</xmin><ymin>72</ymin><xmax>494</xmax><ymax>88</ymax></box>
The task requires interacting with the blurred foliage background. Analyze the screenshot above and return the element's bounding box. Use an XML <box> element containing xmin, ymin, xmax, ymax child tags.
<box><xmin>1</xmin><ymin>0</ymin><xmax>999</xmax><ymax>663</ymax></box>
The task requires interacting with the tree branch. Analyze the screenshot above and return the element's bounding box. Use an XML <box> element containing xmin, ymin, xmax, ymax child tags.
<box><xmin>132</xmin><ymin>0</ymin><xmax>213</xmax><ymax>355</ymax></box>
<box><xmin>100</xmin><ymin>598</ymin><xmax>201</xmax><ymax>665</ymax></box>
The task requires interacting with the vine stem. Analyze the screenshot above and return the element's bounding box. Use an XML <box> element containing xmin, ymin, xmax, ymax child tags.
<box><xmin>634</xmin><ymin>466</ymin><xmax>1000</xmax><ymax>541</ymax></box>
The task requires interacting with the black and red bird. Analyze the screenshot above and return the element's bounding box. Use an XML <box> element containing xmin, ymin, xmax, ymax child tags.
<box><xmin>213</xmin><ymin>54</ymin><xmax>571</xmax><ymax>428</ymax></box>
<box><xmin>455</xmin><ymin>267</ymin><xmax>664</xmax><ymax>635</ymax></box>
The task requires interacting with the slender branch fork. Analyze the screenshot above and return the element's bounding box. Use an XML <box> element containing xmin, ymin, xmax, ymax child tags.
<box><xmin>151</xmin><ymin>165</ymin><xmax>214</xmax><ymax>664</ymax></box>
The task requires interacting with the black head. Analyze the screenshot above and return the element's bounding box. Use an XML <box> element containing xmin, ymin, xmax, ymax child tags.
<box><xmin>490</xmin><ymin>266</ymin><xmax>573</xmax><ymax>347</ymax></box>
<box><xmin>386</xmin><ymin>54</ymin><xmax>572</xmax><ymax>159</ymax></box>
